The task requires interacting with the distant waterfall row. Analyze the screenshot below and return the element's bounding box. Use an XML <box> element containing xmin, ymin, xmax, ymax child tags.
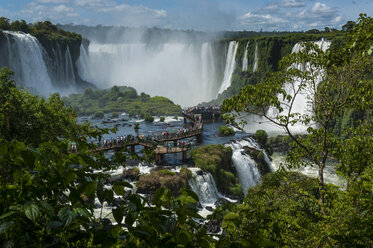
<box><xmin>78</xmin><ymin>42</ymin><xmax>229</xmax><ymax>107</ymax></box>
<box><xmin>0</xmin><ymin>31</ymin><xmax>78</xmax><ymax>96</ymax></box>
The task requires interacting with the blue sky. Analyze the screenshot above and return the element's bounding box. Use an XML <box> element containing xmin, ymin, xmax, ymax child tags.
<box><xmin>0</xmin><ymin>0</ymin><xmax>372</xmax><ymax>31</ymax></box>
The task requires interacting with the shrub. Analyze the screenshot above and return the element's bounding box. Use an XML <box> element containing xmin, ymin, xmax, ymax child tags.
<box><xmin>180</xmin><ymin>167</ymin><xmax>192</xmax><ymax>179</ymax></box>
<box><xmin>160</xmin><ymin>116</ymin><xmax>165</xmax><ymax>122</ymax></box>
<box><xmin>144</xmin><ymin>114</ymin><xmax>154</xmax><ymax>122</ymax></box>
<box><xmin>134</xmin><ymin>123</ymin><xmax>140</xmax><ymax>129</ymax></box>
<box><xmin>254</xmin><ymin>129</ymin><xmax>268</xmax><ymax>148</ymax></box>
<box><xmin>112</xmin><ymin>112</ymin><xmax>119</xmax><ymax>118</ymax></box>
<box><xmin>219</xmin><ymin>126</ymin><xmax>235</xmax><ymax>136</ymax></box>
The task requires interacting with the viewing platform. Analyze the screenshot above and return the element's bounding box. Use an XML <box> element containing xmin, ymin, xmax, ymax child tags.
<box><xmin>89</xmin><ymin>115</ymin><xmax>203</xmax><ymax>164</ymax></box>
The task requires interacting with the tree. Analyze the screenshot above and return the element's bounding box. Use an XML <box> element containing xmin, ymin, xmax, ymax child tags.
<box><xmin>0</xmin><ymin>67</ymin><xmax>213</xmax><ymax>247</ymax></box>
<box><xmin>0</xmin><ymin>17</ymin><xmax>10</xmax><ymax>30</ymax></box>
<box><xmin>10</xmin><ymin>20</ymin><xmax>29</xmax><ymax>33</ymax></box>
<box><xmin>342</xmin><ymin>20</ymin><xmax>356</xmax><ymax>31</ymax></box>
<box><xmin>223</xmin><ymin>14</ymin><xmax>373</xmax><ymax>204</ymax></box>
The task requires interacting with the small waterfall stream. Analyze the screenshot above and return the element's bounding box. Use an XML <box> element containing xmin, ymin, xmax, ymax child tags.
<box><xmin>242</xmin><ymin>41</ymin><xmax>249</xmax><ymax>71</ymax></box>
<box><xmin>227</xmin><ymin>137</ymin><xmax>272</xmax><ymax>195</ymax></box>
<box><xmin>188</xmin><ymin>168</ymin><xmax>219</xmax><ymax>206</ymax></box>
<box><xmin>252</xmin><ymin>44</ymin><xmax>258</xmax><ymax>72</ymax></box>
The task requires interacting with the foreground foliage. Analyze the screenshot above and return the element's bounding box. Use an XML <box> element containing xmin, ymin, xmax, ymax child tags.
<box><xmin>0</xmin><ymin>68</ymin><xmax>211</xmax><ymax>247</ymax></box>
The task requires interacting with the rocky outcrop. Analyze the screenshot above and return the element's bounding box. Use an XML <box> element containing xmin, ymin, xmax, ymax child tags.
<box><xmin>243</xmin><ymin>146</ymin><xmax>272</xmax><ymax>176</ymax></box>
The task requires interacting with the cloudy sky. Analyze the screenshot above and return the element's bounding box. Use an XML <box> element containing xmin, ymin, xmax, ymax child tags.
<box><xmin>0</xmin><ymin>0</ymin><xmax>372</xmax><ymax>31</ymax></box>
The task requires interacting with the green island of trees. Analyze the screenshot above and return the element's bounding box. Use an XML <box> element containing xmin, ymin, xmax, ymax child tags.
<box><xmin>0</xmin><ymin>14</ymin><xmax>373</xmax><ymax>247</ymax></box>
<box><xmin>63</xmin><ymin>85</ymin><xmax>182</xmax><ymax>118</ymax></box>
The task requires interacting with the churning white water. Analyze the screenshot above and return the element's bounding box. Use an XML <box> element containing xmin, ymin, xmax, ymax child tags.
<box><xmin>252</xmin><ymin>44</ymin><xmax>258</xmax><ymax>72</ymax></box>
<box><xmin>218</xmin><ymin>41</ymin><xmax>238</xmax><ymax>95</ymax></box>
<box><xmin>78</xmin><ymin>42</ymin><xmax>219</xmax><ymax>106</ymax></box>
<box><xmin>188</xmin><ymin>168</ymin><xmax>219</xmax><ymax>206</ymax></box>
<box><xmin>241</xmin><ymin>39</ymin><xmax>331</xmax><ymax>135</ymax></box>
<box><xmin>1</xmin><ymin>31</ymin><xmax>53</xmax><ymax>96</ymax></box>
<box><xmin>226</xmin><ymin>138</ymin><xmax>264</xmax><ymax>195</ymax></box>
<box><xmin>242</xmin><ymin>42</ymin><xmax>249</xmax><ymax>71</ymax></box>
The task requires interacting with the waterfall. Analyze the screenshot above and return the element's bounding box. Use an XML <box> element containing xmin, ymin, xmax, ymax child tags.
<box><xmin>201</xmin><ymin>42</ymin><xmax>217</xmax><ymax>100</ymax></box>
<box><xmin>218</xmin><ymin>41</ymin><xmax>238</xmax><ymax>95</ymax></box>
<box><xmin>253</xmin><ymin>44</ymin><xmax>258</xmax><ymax>72</ymax></box>
<box><xmin>188</xmin><ymin>168</ymin><xmax>219</xmax><ymax>206</ymax></box>
<box><xmin>64</xmin><ymin>46</ymin><xmax>76</xmax><ymax>88</ymax></box>
<box><xmin>265</xmin><ymin>38</ymin><xmax>331</xmax><ymax>133</ymax></box>
<box><xmin>227</xmin><ymin>138</ymin><xmax>268</xmax><ymax>196</ymax></box>
<box><xmin>241</xmin><ymin>39</ymin><xmax>332</xmax><ymax>135</ymax></box>
<box><xmin>77</xmin><ymin>42</ymin><xmax>219</xmax><ymax>107</ymax></box>
<box><xmin>0</xmin><ymin>31</ymin><xmax>53</xmax><ymax>96</ymax></box>
<box><xmin>242</xmin><ymin>42</ymin><xmax>249</xmax><ymax>71</ymax></box>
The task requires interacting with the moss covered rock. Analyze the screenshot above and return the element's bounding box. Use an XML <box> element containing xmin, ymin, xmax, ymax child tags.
<box><xmin>136</xmin><ymin>168</ymin><xmax>191</xmax><ymax>197</ymax></box>
<box><xmin>190</xmin><ymin>144</ymin><xmax>242</xmax><ymax>199</ymax></box>
<box><xmin>219</xmin><ymin>126</ymin><xmax>235</xmax><ymax>136</ymax></box>
<box><xmin>121</xmin><ymin>167</ymin><xmax>140</xmax><ymax>181</ymax></box>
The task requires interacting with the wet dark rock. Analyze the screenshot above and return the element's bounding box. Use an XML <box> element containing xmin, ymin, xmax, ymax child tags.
<box><xmin>205</xmin><ymin>219</ymin><xmax>221</xmax><ymax>234</ymax></box>
<box><xmin>205</xmin><ymin>206</ymin><xmax>214</xmax><ymax>212</ymax></box>
<box><xmin>215</xmin><ymin>198</ymin><xmax>230</xmax><ymax>207</ymax></box>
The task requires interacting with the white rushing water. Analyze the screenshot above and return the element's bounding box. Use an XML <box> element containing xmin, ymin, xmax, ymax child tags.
<box><xmin>77</xmin><ymin>42</ymin><xmax>219</xmax><ymax>107</ymax></box>
<box><xmin>242</xmin><ymin>42</ymin><xmax>249</xmax><ymax>71</ymax></box>
<box><xmin>188</xmin><ymin>168</ymin><xmax>219</xmax><ymax>206</ymax></box>
<box><xmin>226</xmin><ymin>138</ymin><xmax>269</xmax><ymax>195</ymax></box>
<box><xmin>241</xmin><ymin>39</ymin><xmax>331</xmax><ymax>135</ymax></box>
<box><xmin>252</xmin><ymin>44</ymin><xmax>258</xmax><ymax>72</ymax></box>
<box><xmin>1</xmin><ymin>31</ymin><xmax>53</xmax><ymax>96</ymax></box>
<box><xmin>218</xmin><ymin>41</ymin><xmax>238</xmax><ymax>95</ymax></box>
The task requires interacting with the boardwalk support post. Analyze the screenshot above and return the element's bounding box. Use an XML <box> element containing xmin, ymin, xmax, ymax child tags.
<box><xmin>155</xmin><ymin>153</ymin><xmax>163</xmax><ymax>164</ymax></box>
<box><xmin>184</xmin><ymin>117</ymin><xmax>187</xmax><ymax>123</ymax></box>
<box><xmin>182</xmin><ymin>150</ymin><xmax>187</xmax><ymax>163</ymax></box>
<box><xmin>196</xmin><ymin>134</ymin><xmax>202</xmax><ymax>143</ymax></box>
<box><xmin>130</xmin><ymin>145</ymin><xmax>135</xmax><ymax>153</ymax></box>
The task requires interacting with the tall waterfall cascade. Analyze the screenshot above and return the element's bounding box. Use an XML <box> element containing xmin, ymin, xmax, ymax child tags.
<box><xmin>265</xmin><ymin>38</ymin><xmax>331</xmax><ymax>133</ymax></box>
<box><xmin>227</xmin><ymin>138</ymin><xmax>272</xmax><ymax>196</ymax></box>
<box><xmin>0</xmin><ymin>31</ymin><xmax>53</xmax><ymax>96</ymax></box>
<box><xmin>218</xmin><ymin>41</ymin><xmax>238</xmax><ymax>95</ymax></box>
<box><xmin>242</xmin><ymin>39</ymin><xmax>332</xmax><ymax>135</ymax></box>
<box><xmin>188</xmin><ymin>168</ymin><xmax>220</xmax><ymax>206</ymax></box>
<box><xmin>253</xmin><ymin>44</ymin><xmax>258</xmax><ymax>72</ymax></box>
<box><xmin>77</xmin><ymin>42</ymin><xmax>219</xmax><ymax>107</ymax></box>
<box><xmin>242</xmin><ymin>42</ymin><xmax>249</xmax><ymax>71</ymax></box>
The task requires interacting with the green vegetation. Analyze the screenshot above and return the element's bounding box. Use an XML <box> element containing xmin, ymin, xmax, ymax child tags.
<box><xmin>215</xmin><ymin>170</ymin><xmax>373</xmax><ymax>247</ymax></box>
<box><xmin>63</xmin><ymin>86</ymin><xmax>182</xmax><ymax>117</ymax></box>
<box><xmin>1</xmin><ymin>14</ymin><xmax>373</xmax><ymax>247</ymax></box>
<box><xmin>0</xmin><ymin>17</ymin><xmax>81</xmax><ymax>42</ymax></box>
<box><xmin>160</xmin><ymin>116</ymin><xmax>165</xmax><ymax>122</ymax></box>
<box><xmin>218</xmin><ymin>126</ymin><xmax>235</xmax><ymax>136</ymax></box>
<box><xmin>111</xmin><ymin>112</ymin><xmax>119</xmax><ymax>118</ymax></box>
<box><xmin>144</xmin><ymin>114</ymin><xmax>154</xmax><ymax>122</ymax></box>
<box><xmin>134</xmin><ymin>122</ymin><xmax>140</xmax><ymax>129</ymax></box>
<box><xmin>190</xmin><ymin>144</ymin><xmax>243</xmax><ymax>199</ymax></box>
<box><xmin>0</xmin><ymin>67</ymin><xmax>212</xmax><ymax>247</ymax></box>
<box><xmin>221</xmin><ymin>14</ymin><xmax>373</xmax><ymax>246</ymax></box>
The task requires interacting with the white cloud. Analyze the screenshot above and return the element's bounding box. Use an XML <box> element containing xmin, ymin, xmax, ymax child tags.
<box><xmin>73</xmin><ymin>0</ymin><xmax>116</xmax><ymax>8</ymax></box>
<box><xmin>37</xmin><ymin>0</ymin><xmax>69</xmax><ymax>3</ymax></box>
<box><xmin>21</xmin><ymin>2</ymin><xmax>78</xmax><ymax>22</ymax></box>
<box><xmin>239</xmin><ymin>1</ymin><xmax>343</xmax><ymax>31</ymax></box>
